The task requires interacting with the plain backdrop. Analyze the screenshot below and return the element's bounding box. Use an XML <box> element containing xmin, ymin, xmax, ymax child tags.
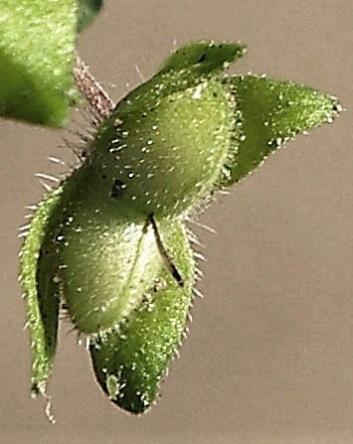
<box><xmin>1</xmin><ymin>1</ymin><xmax>353</xmax><ymax>443</ymax></box>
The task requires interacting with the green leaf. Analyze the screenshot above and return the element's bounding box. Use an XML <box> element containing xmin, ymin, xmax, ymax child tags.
<box><xmin>0</xmin><ymin>0</ymin><xmax>77</xmax><ymax>127</ymax></box>
<box><xmin>77</xmin><ymin>0</ymin><xmax>103</xmax><ymax>32</ymax></box>
<box><xmin>90</xmin><ymin>222</ymin><xmax>195</xmax><ymax>414</ymax></box>
<box><xmin>221</xmin><ymin>75</ymin><xmax>342</xmax><ymax>185</ymax></box>
<box><xmin>20</xmin><ymin>187</ymin><xmax>64</xmax><ymax>395</ymax></box>
<box><xmin>158</xmin><ymin>41</ymin><xmax>247</xmax><ymax>75</ymax></box>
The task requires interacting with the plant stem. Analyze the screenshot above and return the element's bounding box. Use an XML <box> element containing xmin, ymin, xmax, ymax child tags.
<box><xmin>74</xmin><ymin>55</ymin><xmax>116</xmax><ymax>121</ymax></box>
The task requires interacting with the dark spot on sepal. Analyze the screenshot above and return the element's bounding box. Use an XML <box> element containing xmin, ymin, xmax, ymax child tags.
<box><xmin>111</xmin><ymin>179</ymin><xmax>125</xmax><ymax>199</ymax></box>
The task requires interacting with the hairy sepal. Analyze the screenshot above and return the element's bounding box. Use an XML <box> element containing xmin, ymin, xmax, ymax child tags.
<box><xmin>20</xmin><ymin>187</ymin><xmax>64</xmax><ymax>395</ymax></box>
<box><xmin>89</xmin><ymin>221</ymin><xmax>195</xmax><ymax>414</ymax></box>
<box><xmin>114</xmin><ymin>40</ymin><xmax>247</xmax><ymax>116</ymax></box>
<box><xmin>38</xmin><ymin>165</ymin><xmax>163</xmax><ymax>334</ymax></box>
<box><xmin>158</xmin><ymin>41</ymin><xmax>247</xmax><ymax>75</ymax></box>
<box><xmin>92</xmin><ymin>77</ymin><xmax>238</xmax><ymax>218</ymax></box>
<box><xmin>221</xmin><ymin>75</ymin><xmax>342</xmax><ymax>185</ymax></box>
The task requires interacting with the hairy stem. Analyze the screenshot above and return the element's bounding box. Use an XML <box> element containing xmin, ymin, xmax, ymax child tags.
<box><xmin>74</xmin><ymin>55</ymin><xmax>116</xmax><ymax>121</ymax></box>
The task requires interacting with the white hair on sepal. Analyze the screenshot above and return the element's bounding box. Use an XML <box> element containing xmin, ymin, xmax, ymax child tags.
<box><xmin>184</xmin><ymin>216</ymin><xmax>217</xmax><ymax>234</ymax></box>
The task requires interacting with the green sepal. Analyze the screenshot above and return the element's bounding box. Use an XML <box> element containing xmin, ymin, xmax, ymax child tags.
<box><xmin>94</xmin><ymin>77</ymin><xmax>237</xmax><ymax>218</ymax></box>
<box><xmin>77</xmin><ymin>0</ymin><xmax>103</xmax><ymax>32</ymax></box>
<box><xmin>221</xmin><ymin>75</ymin><xmax>342</xmax><ymax>185</ymax></box>
<box><xmin>115</xmin><ymin>40</ymin><xmax>246</xmax><ymax>118</ymax></box>
<box><xmin>158</xmin><ymin>41</ymin><xmax>247</xmax><ymax>75</ymax></box>
<box><xmin>20</xmin><ymin>186</ymin><xmax>64</xmax><ymax>395</ymax></box>
<box><xmin>89</xmin><ymin>221</ymin><xmax>195</xmax><ymax>414</ymax></box>
<box><xmin>0</xmin><ymin>0</ymin><xmax>78</xmax><ymax>127</ymax></box>
<box><xmin>37</xmin><ymin>165</ymin><xmax>164</xmax><ymax>334</ymax></box>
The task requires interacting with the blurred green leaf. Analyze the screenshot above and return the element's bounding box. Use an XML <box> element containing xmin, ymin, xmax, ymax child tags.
<box><xmin>0</xmin><ymin>0</ymin><xmax>78</xmax><ymax>126</ymax></box>
<box><xmin>0</xmin><ymin>0</ymin><xmax>103</xmax><ymax>127</ymax></box>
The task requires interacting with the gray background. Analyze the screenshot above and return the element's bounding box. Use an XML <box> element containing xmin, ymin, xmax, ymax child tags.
<box><xmin>1</xmin><ymin>1</ymin><xmax>353</xmax><ymax>443</ymax></box>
